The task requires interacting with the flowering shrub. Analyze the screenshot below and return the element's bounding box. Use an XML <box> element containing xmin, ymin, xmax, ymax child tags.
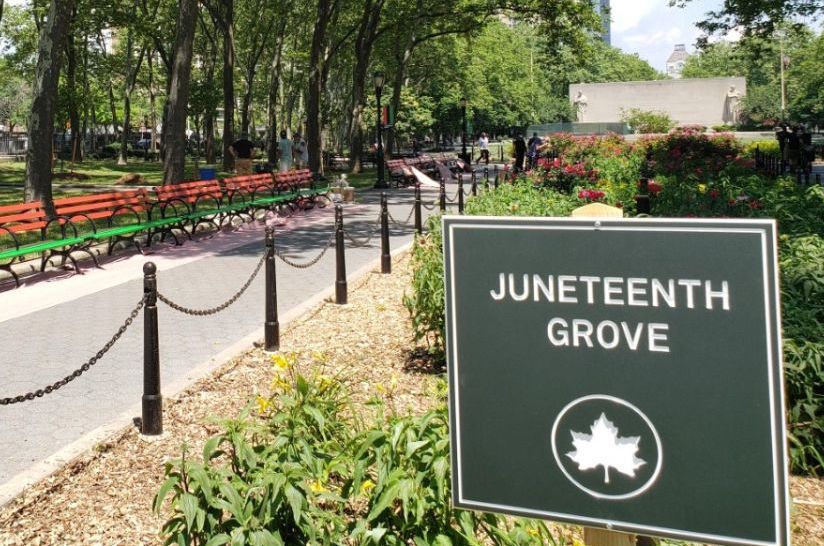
<box><xmin>532</xmin><ymin>157</ymin><xmax>599</xmax><ymax>193</ymax></box>
<box><xmin>639</xmin><ymin>128</ymin><xmax>743</xmax><ymax>181</ymax></box>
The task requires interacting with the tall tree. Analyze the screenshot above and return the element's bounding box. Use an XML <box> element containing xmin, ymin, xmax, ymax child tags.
<box><xmin>162</xmin><ymin>0</ymin><xmax>198</xmax><ymax>184</ymax></box>
<box><xmin>671</xmin><ymin>0</ymin><xmax>824</xmax><ymax>38</ymax></box>
<box><xmin>24</xmin><ymin>0</ymin><xmax>76</xmax><ymax>214</ymax></box>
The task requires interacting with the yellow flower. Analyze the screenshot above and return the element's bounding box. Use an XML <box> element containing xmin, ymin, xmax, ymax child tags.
<box><xmin>309</xmin><ymin>480</ymin><xmax>328</xmax><ymax>494</ymax></box>
<box><xmin>360</xmin><ymin>479</ymin><xmax>375</xmax><ymax>495</ymax></box>
<box><xmin>271</xmin><ymin>353</ymin><xmax>291</xmax><ymax>371</ymax></box>
<box><xmin>375</xmin><ymin>383</ymin><xmax>387</xmax><ymax>394</ymax></box>
<box><xmin>509</xmin><ymin>202</ymin><xmax>520</xmax><ymax>212</ymax></box>
<box><xmin>255</xmin><ymin>395</ymin><xmax>270</xmax><ymax>414</ymax></box>
<box><xmin>271</xmin><ymin>377</ymin><xmax>291</xmax><ymax>392</ymax></box>
<box><xmin>527</xmin><ymin>528</ymin><xmax>539</xmax><ymax>537</ymax></box>
<box><xmin>697</xmin><ymin>183</ymin><xmax>707</xmax><ymax>194</ymax></box>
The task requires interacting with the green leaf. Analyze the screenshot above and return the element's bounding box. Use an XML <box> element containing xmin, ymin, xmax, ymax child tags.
<box><xmin>154</xmin><ymin>476</ymin><xmax>180</xmax><ymax>513</ymax></box>
<box><xmin>284</xmin><ymin>483</ymin><xmax>304</xmax><ymax>525</ymax></box>
<box><xmin>179</xmin><ymin>493</ymin><xmax>199</xmax><ymax>530</ymax></box>
<box><xmin>203</xmin><ymin>435</ymin><xmax>223</xmax><ymax>461</ymax></box>
<box><xmin>204</xmin><ymin>534</ymin><xmax>231</xmax><ymax>546</ymax></box>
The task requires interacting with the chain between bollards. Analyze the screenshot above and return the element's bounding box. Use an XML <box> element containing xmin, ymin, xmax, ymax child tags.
<box><xmin>458</xmin><ymin>174</ymin><xmax>465</xmax><ymax>214</ymax></box>
<box><xmin>439</xmin><ymin>179</ymin><xmax>446</xmax><ymax>211</ymax></box>
<box><xmin>380</xmin><ymin>193</ymin><xmax>391</xmax><ymax>274</ymax></box>
<box><xmin>265</xmin><ymin>227</ymin><xmax>280</xmax><ymax>352</ymax></box>
<box><xmin>414</xmin><ymin>183</ymin><xmax>423</xmax><ymax>234</ymax></box>
<box><xmin>335</xmin><ymin>205</ymin><xmax>347</xmax><ymax>304</ymax></box>
<box><xmin>142</xmin><ymin>262</ymin><xmax>162</xmax><ymax>436</ymax></box>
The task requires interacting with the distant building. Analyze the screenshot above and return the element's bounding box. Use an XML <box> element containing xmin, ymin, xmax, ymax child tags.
<box><xmin>666</xmin><ymin>44</ymin><xmax>690</xmax><ymax>79</ymax></box>
<box><xmin>597</xmin><ymin>0</ymin><xmax>611</xmax><ymax>45</ymax></box>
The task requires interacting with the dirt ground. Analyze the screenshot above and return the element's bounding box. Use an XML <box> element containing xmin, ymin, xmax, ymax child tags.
<box><xmin>0</xmin><ymin>254</ymin><xmax>821</xmax><ymax>546</ymax></box>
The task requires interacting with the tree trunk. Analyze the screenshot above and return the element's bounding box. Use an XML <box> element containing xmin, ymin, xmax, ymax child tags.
<box><xmin>347</xmin><ymin>0</ymin><xmax>384</xmax><ymax>173</ymax></box>
<box><xmin>307</xmin><ymin>0</ymin><xmax>333</xmax><ymax>173</ymax></box>
<box><xmin>266</xmin><ymin>36</ymin><xmax>284</xmax><ymax>164</ymax></box>
<box><xmin>221</xmin><ymin>0</ymin><xmax>235</xmax><ymax>172</ymax></box>
<box><xmin>386</xmin><ymin>45</ymin><xmax>412</xmax><ymax>160</ymax></box>
<box><xmin>162</xmin><ymin>0</ymin><xmax>198</xmax><ymax>184</ymax></box>
<box><xmin>66</xmin><ymin>19</ymin><xmax>82</xmax><ymax>163</ymax></box>
<box><xmin>240</xmin><ymin>62</ymin><xmax>254</xmax><ymax>135</ymax></box>
<box><xmin>82</xmin><ymin>38</ymin><xmax>91</xmax><ymax>154</ymax></box>
<box><xmin>118</xmin><ymin>8</ymin><xmax>135</xmax><ymax>166</ymax></box>
<box><xmin>148</xmin><ymin>50</ymin><xmax>158</xmax><ymax>161</ymax></box>
<box><xmin>24</xmin><ymin>0</ymin><xmax>75</xmax><ymax>215</ymax></box>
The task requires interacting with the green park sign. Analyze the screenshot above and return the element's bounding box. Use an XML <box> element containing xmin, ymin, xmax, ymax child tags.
<box><xmin>443</xmin><ymin>216</ymin><xmax>790</xmax><ymax>546</ymax></box>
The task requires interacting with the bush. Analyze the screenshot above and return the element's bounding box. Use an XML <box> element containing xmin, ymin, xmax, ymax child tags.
<box><xmin>156</xmin><ymin>355</ymin><xmax>566</xmax><ymax>545</ymax></box>
<box><xmin>619</xmin><ymin>108</ymin><xmax>676</xmax><ymax>134</ymax></box>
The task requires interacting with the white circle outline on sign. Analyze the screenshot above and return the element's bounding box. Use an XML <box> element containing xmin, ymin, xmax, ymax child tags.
<box><xmin>551</xmin><ymin>394</ymin><xmax>663</xmax><ymax>501</ymax></box>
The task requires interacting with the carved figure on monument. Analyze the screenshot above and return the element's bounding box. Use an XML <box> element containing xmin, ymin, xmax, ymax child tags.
<box><xmin>723</xmin><ymin>85</ymin><xmax>742</xmax><ymax>126</ymax></box>
<box><xmin>573</xmin><ymin>91</ymin><xmax>588</xmax><ymax>122</ymax></box>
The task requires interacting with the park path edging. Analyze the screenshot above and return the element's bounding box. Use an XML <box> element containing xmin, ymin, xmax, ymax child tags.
<box><xmin>0</xmin><ymin>240</ymin><xmax>414</xmax><ymax>509</ymax></box>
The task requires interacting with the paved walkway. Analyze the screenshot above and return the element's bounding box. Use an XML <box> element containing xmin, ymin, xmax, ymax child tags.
<box><xmin>0</xmin><ymin>182</ymin><xmax>466</xmax><ymax>503</ymax></box>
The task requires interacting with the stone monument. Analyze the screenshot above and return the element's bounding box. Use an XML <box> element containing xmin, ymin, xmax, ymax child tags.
<box><xmin>723</xmin><ymin>85</ymin><xmax>742</xmax><ymax>125</ymax></box>
<box><xmin>573</xmin><ymin>91</ymin><xmax>589</xmax><ymax>122</ymax></box>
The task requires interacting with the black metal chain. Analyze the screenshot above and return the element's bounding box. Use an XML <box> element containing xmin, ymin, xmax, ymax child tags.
<box><xmin>388</xmin><ymin>204</ymin><xmax>415</xmax><ymax>227</ymax></box>
<box><xmin>343</xmin><ymin>214</ymin><xmax>381</xmax><ymax>247</ymax></box>
<box><xmin>0</xmin><ymin>297</ymin><xmax>147</xmax><ymax>406</ymax></box>
<box><xmin>157</xmin><ymin>253</ymin><xmax>266</xmax><ymax>316</ymax></box>
<box><xmin>275</xmin><ymin>231</ymin><xmax>336</xmax><ymax>269</ymax></box>
<box><xmin>446</xmin><ymin>187</ymin><xmax>465</xmax><ymax>203</ymax></box>
<box><xmin>421</xmin><ymin>202</ymin><xmax>438</xmax><ymax>211</ymax></box>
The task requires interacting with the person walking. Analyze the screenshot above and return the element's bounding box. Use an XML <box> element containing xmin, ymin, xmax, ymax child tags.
<box><xmin>293</xmin><ymin>133</ymin><xmax>308</xmax><ymax>169</ymax></box>
<box><xmin>478</xmin><ymin>132</ymin><xmax>490</xmax><ymax>165</ymax></box>
<box><xmin>278</xmin><ymin>130</ymin><xmax>293</xmax><ymax>172</ymax></box>
<box><xmin>229</xmin><ymin>132</ymin><xmax>256</xmax><ymax>175</ymax></box>
<box><xmin>527</xmin><ymin>132</ymin><xmax>543</xmax><ymax>170</ymax></box>
<box><xmin>513</xmin><ymin>134</ymin><xmax>526</xmax><ymax>173</ymax></box>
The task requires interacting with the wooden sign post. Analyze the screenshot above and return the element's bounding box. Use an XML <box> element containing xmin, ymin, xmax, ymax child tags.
<box><xmin>572</xmin><ymin>203</ymin><xmax>636</xmax><ymax>546</ymax></box>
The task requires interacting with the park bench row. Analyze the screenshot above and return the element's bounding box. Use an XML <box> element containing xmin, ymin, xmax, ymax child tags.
<box><xmin>386</xmin><ymin>153</ymin><xmax>460</xmax><ymax>186</ymax></box>
<box><xmin>0</xmin><ymin>169</ymin><xmax>329</xmax><ymax>287</ymax></box>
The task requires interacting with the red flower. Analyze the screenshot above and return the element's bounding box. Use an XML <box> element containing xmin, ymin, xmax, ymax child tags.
<box><xmin>710</xmin><ymin>190</ymin><xmax>719</xmax><ymax>199</ymax></box>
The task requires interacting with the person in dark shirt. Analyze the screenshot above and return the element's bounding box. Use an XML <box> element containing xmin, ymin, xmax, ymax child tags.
<box><xmin>513</xmin><ymin>134</ymin><xmax>527</xmax><ymax>173</ymax></box>
<box><xmin>230</xmin><ymin>133</ymin><xmax>256</xmax><ymax>175</ymax></box>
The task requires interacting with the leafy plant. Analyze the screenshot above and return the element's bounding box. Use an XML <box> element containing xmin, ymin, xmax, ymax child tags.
<box><xmin>619</xmin><ymin>108</ymin><xmax>676</xmax><ymax>134</ymax></box>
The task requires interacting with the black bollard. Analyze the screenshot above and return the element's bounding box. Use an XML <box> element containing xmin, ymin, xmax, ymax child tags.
<box><xmin>142</xmin><ymin>262</ymin><xmax>162</xmax><ymax>436</ymax></box>
<box><xmin>458</xmin><ymin>174</ymin><xmax>465</xmax><ymax>214</ymax></box>
<box><xmin>264</xmin><ymin>227</ymin><xmax>280</xmax><ymax>352</ymax></box>
<box><xmin>484</xmin><ymin>166</ymin><xmax>489</xmax><ymax>184</ymax></box>
<box><xmin>636</xmin><ymin>178</ymin><xmax>651</xmax><ymax>215</ymax></box>
<box><xmin>804</xmin><ymin>170</ymin><xmax>811</xmax><ymax>186</ymax></box>
<box><xmin>471</xmin><ymin>171</ymin><xmax>478</xmax><ymax>196</ymax></box>
<box><xmin>816</xmin><ymin>173</ymin><xmax>821</xmax><ymax>186</ymax></box>
<box><xmin>335</xmin><ymin>205</ymin><xmax>347</xmax><ymax>304</ymax></box>
<box><xmin>380</xmin><ymin>192</ymin><xmax>391</xmax><ymax>274</ymax></box>
<box><xmin>414</xmin><ymin>183</ymin><xmax>423</xmax><ymax>235</ymax></box>
<box><xmin>439</xmin><ymin>179</ymin><xmax>446</xmax><ymax>211</ymax></box>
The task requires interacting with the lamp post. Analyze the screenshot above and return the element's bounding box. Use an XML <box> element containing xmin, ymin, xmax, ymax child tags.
<box><xmin>459</xmin><ymin>97</ymin><xmax>468</xmax><ymax>164</ymax></box>
<box><xmin>373</xmin><ymin>72</ymin><xmax>388</xmax><ymax>189</ymax></box>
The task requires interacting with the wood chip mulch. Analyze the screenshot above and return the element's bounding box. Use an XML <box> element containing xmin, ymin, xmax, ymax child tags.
<box><xmin>0</xmin><ymin>254</ymin><xmax>821</xmax><ymax>546</ymax></box>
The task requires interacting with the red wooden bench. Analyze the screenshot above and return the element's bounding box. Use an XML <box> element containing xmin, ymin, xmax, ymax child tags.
<box><xmin>153</xmin><ymin>179</ymin><xmax>225</xmax><ymax>242</ymax></box>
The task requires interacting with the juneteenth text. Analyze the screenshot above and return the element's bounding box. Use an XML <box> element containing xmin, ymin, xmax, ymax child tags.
<box><xmin>489</xmin><ymin>273</ymin><xmax>731</xmax><ymax>353</ymax></box>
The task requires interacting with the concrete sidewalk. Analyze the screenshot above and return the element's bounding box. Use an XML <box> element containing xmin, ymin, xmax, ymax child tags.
<box><xmin>0</xmin><ymin>185</ymin><xmax>448</xmax><ymax>505</ymax></box>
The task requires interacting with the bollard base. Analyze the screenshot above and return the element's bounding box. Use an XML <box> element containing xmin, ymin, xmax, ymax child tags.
<box><xmin>141</xmin><ymin>394</ymin><xmax>163</xmax><ymax>436</ymax></box>
<box><xmin>264</xmin><ymin>322</ymin><xmax>280</xmax><ymax>352</ymax></box>
<box><xmin>381</xmin><ymin>256</ymin><xmax>392</xmax><ymax>274</ymax></box>
<box><xmin>336</xmin><ymin>282</ymin><xmax>348</xmax><ymax>305</ymax></box>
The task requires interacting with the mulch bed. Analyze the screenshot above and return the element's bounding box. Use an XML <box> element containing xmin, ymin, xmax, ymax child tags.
<box><xmin>0</xmin><ymin>254</ymin><xmax>821</xmax><ymax>546</ymax></box>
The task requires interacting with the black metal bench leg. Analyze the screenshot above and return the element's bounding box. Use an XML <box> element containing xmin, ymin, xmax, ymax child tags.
<box><xmin>0</xmin><ymin>264</ymin><xmax>20</xmax><ymax>288</ymax></box>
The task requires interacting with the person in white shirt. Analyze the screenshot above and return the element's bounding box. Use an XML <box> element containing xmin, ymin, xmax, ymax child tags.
<box><xmin>478</xmin><ymin>132</ymin><xmax>490</xmax><ymax>165</ymax></box>
<box><xmin>278</xmin><ymin>130</ymin><xmax>292</xmax><ymax>172</ymax></box>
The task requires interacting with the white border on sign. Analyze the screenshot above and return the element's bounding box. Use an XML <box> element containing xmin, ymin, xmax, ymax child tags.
<box><xmin>550</xmin><ymin>394</ymin><xmax>664</xmax><ymax>500</ymax></box>
<box><xmin>444</xmin><ymin>216</ymin><xmax>789</xmax><ymax>546</ymax></box>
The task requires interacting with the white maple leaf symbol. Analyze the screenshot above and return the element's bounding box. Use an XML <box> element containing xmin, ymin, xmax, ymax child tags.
<box><xmin>566</xmin><ymin>413</ymin><xmax>646</xmax><ymax>484</ymax></box>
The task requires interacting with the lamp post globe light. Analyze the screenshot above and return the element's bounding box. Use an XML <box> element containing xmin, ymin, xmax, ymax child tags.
<box><xmin>459</xmin><ymin>97</ymin><xmax>468</xmax><ymax>164</ymax></box>
<box><xmin>374</xmin><ymin>71</ymin><xmax>388</xmax><ymax>189</ymax></box>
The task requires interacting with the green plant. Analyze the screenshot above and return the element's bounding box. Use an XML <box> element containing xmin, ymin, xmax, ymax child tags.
<box><xmin>619</xmin><ymin>108</ymin><xmax>675</xmax><ymax>134</ymax></box>
<box><xmin>404</xmin><ymin>217</ymin><xmax>446</xmax><ymax>353</ymax></box>
<box><xmin>156</xmin><ymin>357</ymin><xmax>570</xmax><ymax>545</ymax></box>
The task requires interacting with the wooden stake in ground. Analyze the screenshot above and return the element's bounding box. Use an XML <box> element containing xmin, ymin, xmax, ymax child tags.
<box><xmin>570</xmin><ymin>202</ymin><xmax>637</xmax><ymax>546</ymax></box>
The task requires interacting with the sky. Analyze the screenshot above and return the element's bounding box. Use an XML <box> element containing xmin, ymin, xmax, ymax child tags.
<box><xmin>609</xmin><ymin>0</ymin><xmax>727</xmax><ymax>72</ymax></box>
